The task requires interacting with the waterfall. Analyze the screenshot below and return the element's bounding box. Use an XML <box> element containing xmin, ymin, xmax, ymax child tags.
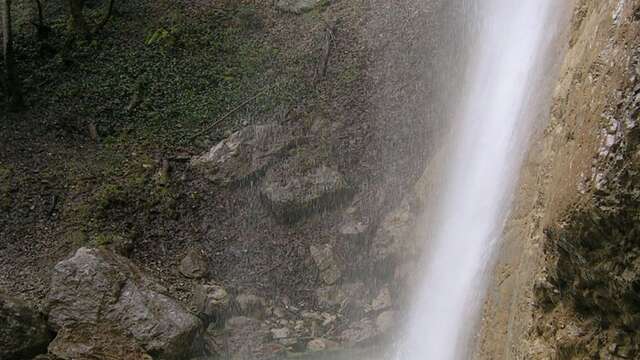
<box><xmin>398</xmin><ymin>1</ymin><xmax>563</xmax><ymax>359</ymax></box>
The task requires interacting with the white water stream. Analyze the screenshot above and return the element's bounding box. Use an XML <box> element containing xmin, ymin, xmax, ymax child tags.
<box><xmin>397</xmin><ymin>1</ymin><xmax>562</xmax><ymax>359</ymax></box>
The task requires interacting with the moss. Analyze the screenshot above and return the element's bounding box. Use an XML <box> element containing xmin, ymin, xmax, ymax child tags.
<box><xmin>13</xmin><ymin>0</ymin><xmax>296</xmax><ymax>151</ymax></box>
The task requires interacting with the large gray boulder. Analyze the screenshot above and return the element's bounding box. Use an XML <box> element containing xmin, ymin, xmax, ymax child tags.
<box><xmin>260</xmin><ymin>165</ymin><xmax>350</xmax><ymax>222</ymax></box>
<box><xmin>0</xmin><ymin>292</ymin><xmax>50</xmax><ymax>360</ymax></box>
<box><xmin>191</xmin><ymin>124</ymin><xmax>293</xmax><ymax>185</ymax></box>
<box><xmin>47</xmin><ymin>247</ymin><xmax>202</xmax><ymax>360</ymax></box>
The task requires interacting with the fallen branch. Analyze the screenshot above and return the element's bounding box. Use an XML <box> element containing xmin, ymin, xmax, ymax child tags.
<box><xmin>189</xmin><ymin>85</ymin><xmax>272</xmax><ymax>141</ymax></box>
<box><xmin>315</xmin><ymin>23</ymin><xmax>335</xmax><ymax>82</ymax></box>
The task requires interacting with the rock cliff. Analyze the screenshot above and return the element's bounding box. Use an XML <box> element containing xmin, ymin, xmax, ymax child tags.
<box><xmin>477</xmin><ymin>0</ymin><xmax>640</xmax><ymax>358</ymax></box>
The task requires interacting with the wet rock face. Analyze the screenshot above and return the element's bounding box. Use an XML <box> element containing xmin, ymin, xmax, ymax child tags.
<box><xmin>191</xmin><ymin>124</ymin><xmax>292</xmax><ymax>186</ymax></box>
<box><xmin>47</xmin><ymin>247</ymin><xmax>202</xmax><ymax>360</ymax></box>
<box><xmin>0</xmin><ymin>292</ymin><xmax>50</xmax><ymax>360</ymax></box>
<box><xmin>260</xmin><ymin>165</ymin><xmax>350</xmax><ymax>222</ymax></box>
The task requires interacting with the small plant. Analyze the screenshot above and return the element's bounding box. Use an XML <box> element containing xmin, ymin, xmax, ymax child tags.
<box><xmin>145</xmin><ymin>27</ymin><xmax>179</xmax><ymax>50</ymax></box>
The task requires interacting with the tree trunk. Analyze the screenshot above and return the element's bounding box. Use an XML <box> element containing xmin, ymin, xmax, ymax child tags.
<box><xmin>33</xmin><ymin>0</ymin><xmax>48</xmax><ymax>39</ymax></box>
<box><xmin>2</xmin><ymin>0</ymin><xmax>23</xmax><ymax>110</ymax></box>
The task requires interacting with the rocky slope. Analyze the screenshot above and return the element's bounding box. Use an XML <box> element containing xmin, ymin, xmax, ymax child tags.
<box><xmin>477</xmin><ymin>0</ymin><xmax>640</xmax><ymax>358</ymax></box>
<box><xmin>1</xmin><ymin>0</ymin><xmax>455</xmax><ymax>358</ymax></box>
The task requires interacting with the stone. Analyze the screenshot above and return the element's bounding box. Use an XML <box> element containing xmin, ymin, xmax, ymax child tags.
<box><xmin>178</xmin><ymin>248</ymin><xmax>209</xmax><ymax>279</ymax></box>
<box><xmin>191</xmin><ymin>124</ymin><xmax>292</xmax><ymax>185</ymax></box>
<box><xmin>306</xmin><ymin>338</ymin><xmax>339</xmax><ymax>352</ymax></box>
<box><xmin>533</xmin><ymin>274</ymin><xmax>560</xmax><ymax>311</ymax></box>
<box><xmin>369</xmin><ymin>286</ymin><xmax>392</xmax><ymax>312</ymax></box>
<box><xmin>48</xmin><ymin>323</ymin><xmax>150</xmax><ymax>360</ymax></box>
<box><xmin>272</xmin><ymin>306</ymin><xmax>286</xmax><ymax>318</ymax></box>
<box><xmin>270</xmin><ymin>327</ymin><xmax>290</xmax><ymax>339</ymax></box>
<box><xmin>0</xmin><ymin>292</ymin><xmax>50</xmax><ymax>360</ymax></box>
<box><xmin>340</xmin><ymin>318</ymin><xmax>377</xmax><ymax>346</ymax></box>
<box><xmin>276</xmin><ymin>0</ymin><xmax>326</xmax><ymax>14</ymax></box>
<box><xmin>339</xmin><ymin>206</ymin><xmax>369</xmax><ymax>240</ymax></box>
<box><xmin>321</xmin><ymin>313</ymin><xmax>337</xmax><ymax>327</ymax></box>
<box><xmin>375</xmin><ymin>310</ymin><xmax>396</xmax><ymax>334</ymax></box>
<box><xmin>300</xmin><ymin>310</ymin><xmax>324</xmax><ymax>321</ymax></box>
<box><xmin>47</xmin><ymin>247</ymin><xmax>202</xmax><ymax>360</ymax></box>
<box><xmin>316</xmin><ymin>282</ymin><xmax>368</xmax><ymax>309</ymax></box>
<box><xmin>193</xmin><ymin>283</ymin><xmax>229</xmax><ymax>319</ymax></box>
<box><xmin>370</xmin><ymin>199</ymin><xmax>415</xmax><ymax>272</ymax></box>
<box><xmin>260</xmin><ymin>164</ymin><xmax>350</xmax><ymax>222</ymax></box>
<box><xmin>236</xmin><ymin>293</ymin><xmax>266</xmax><ymax>319</ymax></box>
<box><xmin>310</xmin><ymin>243</ymin><xmax>341</xmax><ymax>285</ymax></box>
<box><xmin>339</xmin><ymin>219</ymin><xmax>369</xmax><ymax>239</ymax></box>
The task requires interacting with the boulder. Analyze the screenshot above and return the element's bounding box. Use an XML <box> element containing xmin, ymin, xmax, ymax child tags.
<box><xmin>310</xmin><ymin>243</ymin><xmax>341</xmax><ymax>285</ymax></box>
<box><xmin>47</xmin><ymin>247</ymin><xmax>202</xmax><ymax>360</ymax></box>
<box><xmin>0</xmin><ymin>292</ymin><xmax>50</xmax><ymax>360</ymax></box>
<box><xmin>260</xmin><ymin>165</ymin><xmax>350</xmax><ymax>222</ymax></box>
<box><xmin>191</xmin><ymin>124</ymin><xmax>292</xmax><ymax>185</ymax></box>
<box><xmin>193</xmin><ymin>283</ymin><xmax>229</xmax><ymax>320</ymax></box>
<box><xmin>178</xmin><ymin>248</ymin><xmax>209</xmax><ymax>279</ymax></box>
<box><xmin>270</xmin><ymin>327</ymin><xmax>298</xmax><ymax>346</ymax></box>
<box><xmin>276</xmin><ymin>0</ymin><xmax>326</xmax><ymax>14</ymax></box>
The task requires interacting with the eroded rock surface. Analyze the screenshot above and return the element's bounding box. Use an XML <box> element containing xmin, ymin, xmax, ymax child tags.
<box><xmin>47</xmin><ymin>247</ymin><xmax>202</xmax><ymax>359</ymax></box>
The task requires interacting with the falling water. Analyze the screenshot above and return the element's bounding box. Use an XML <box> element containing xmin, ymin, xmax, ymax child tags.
<box><xmin>398</xmin><ymin>1</ymin><xmax>563</xmax><ymax>359</ymax></box>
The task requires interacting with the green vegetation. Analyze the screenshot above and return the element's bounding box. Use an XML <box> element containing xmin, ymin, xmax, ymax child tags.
<box><xmin>5</xmin><ymin>0</ymin><xmax>316</xmax><ymax>238</ymax></box>
<box><xmin>15</xmin><ymin>1</ymin><xmax>287</xmax><ymax>147</ymax></box>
